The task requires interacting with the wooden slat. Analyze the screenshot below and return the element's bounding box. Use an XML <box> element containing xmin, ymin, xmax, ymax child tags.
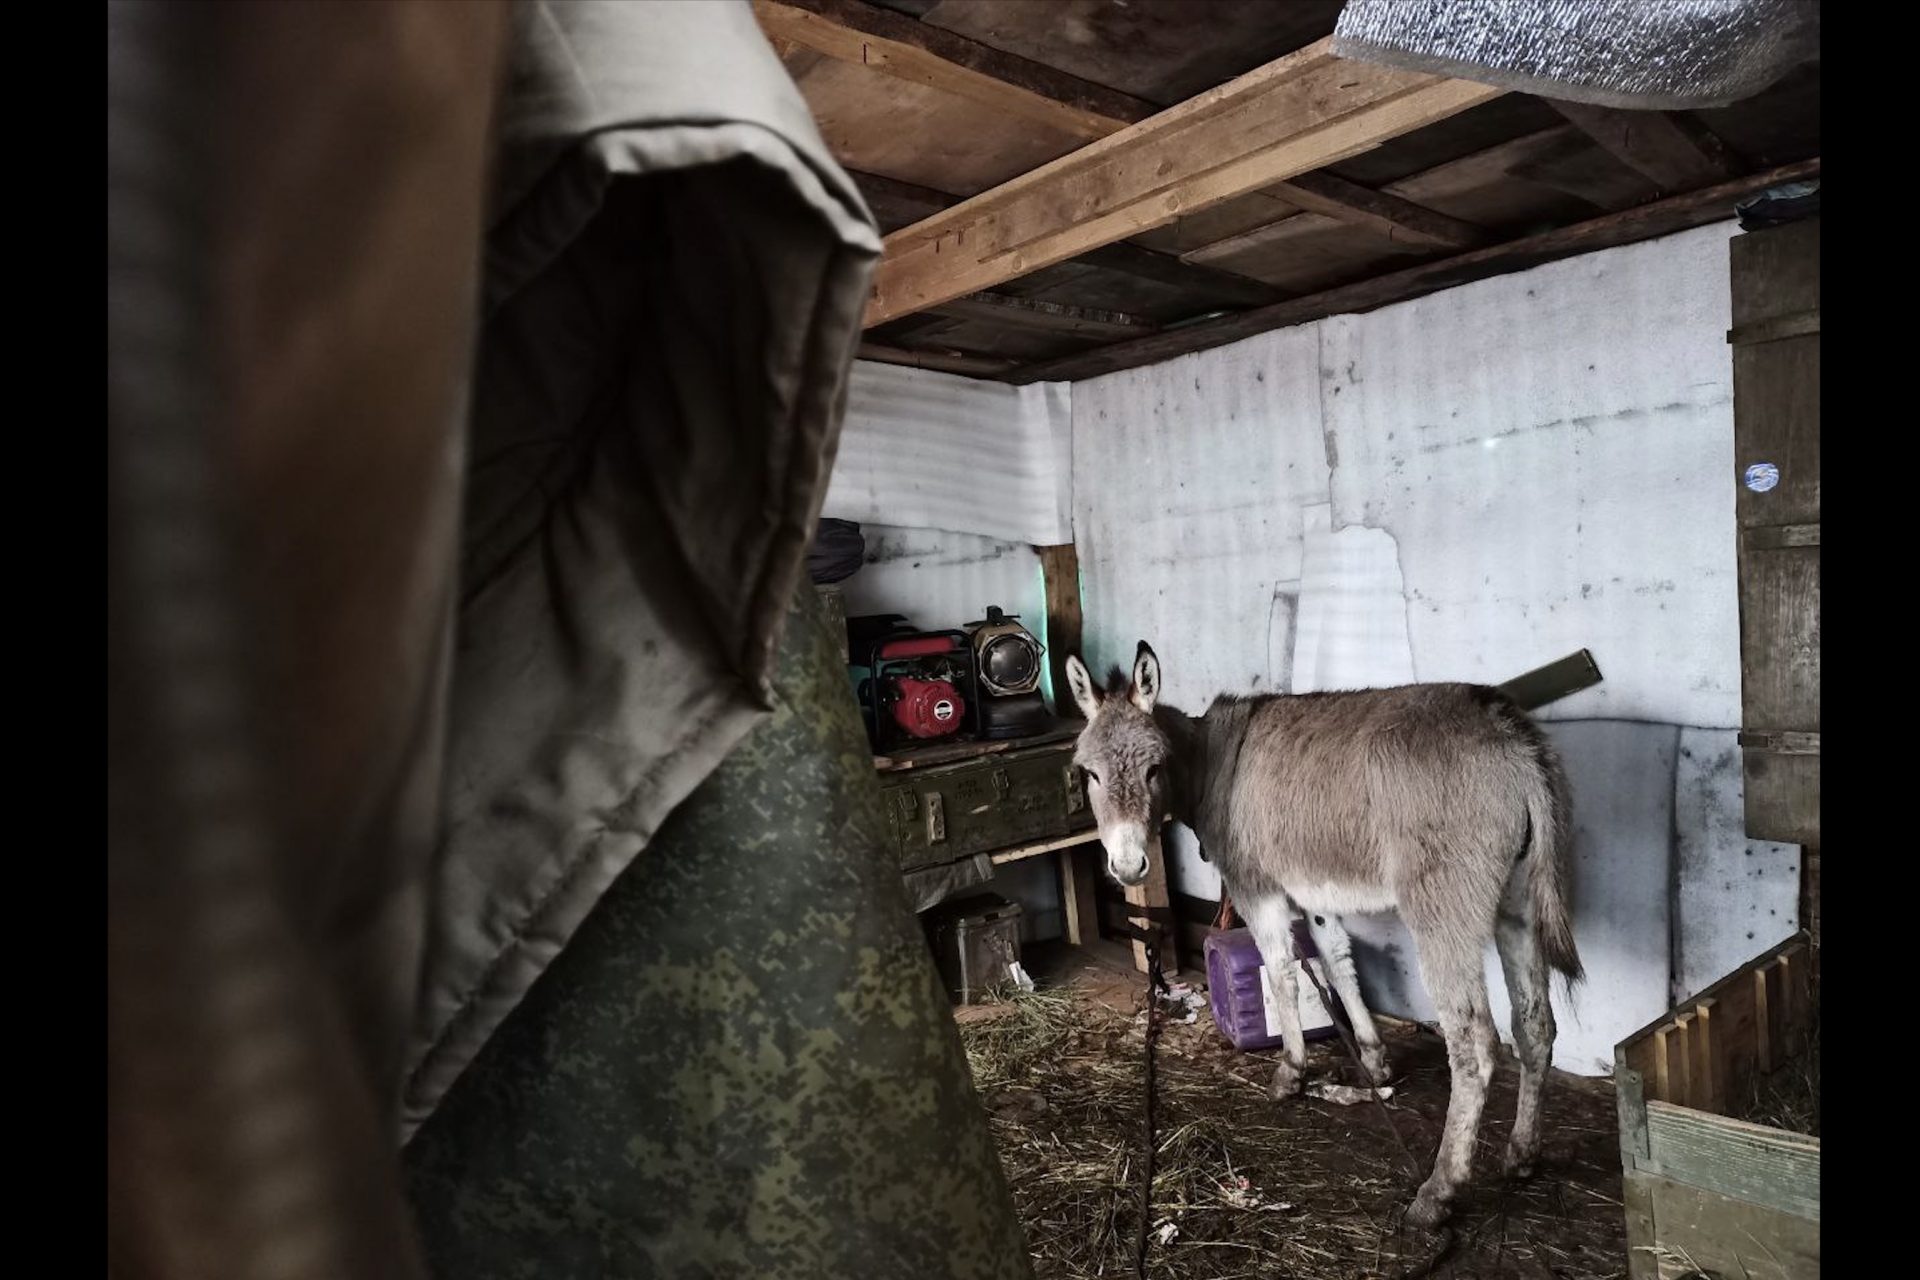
<box><xmin>933</xmin><ymin>292</ymin><xmax>1159</xmax><ymax>339</ymax></box>
<box><xmin>1728</xmin><ymin>309</ymin><xmax>1820</xmax><ymax>347</ymax></box>
<box><xmin>856</xmin><ymin>341</ymin><xmax>1018</xmax><ymax>378</ymax></box>
<box><xmin>1741</xmin><ymin>525</ymin><xmax>1819</xmax><ymax>551</ymax></box>
<box><xmin>1632</xmin><ymin>1169</ymin><xmax>1820</xmax><ymax>1280</ymax></box>
<box><xmin>1011</xmin><ymin>158</ymin><xmax>1818</xmax><ymax>383</ymax></box>
<box><xmin>1547</xmin><ymin>99</ymin><xmax>1738</xmax><ymax>192</ymax></box>
<box><xmin>1644</xmin><ymin>1101</ymin><xmax>1819</xmax><ymax>1222</ymax></box>
<box><xmin>1691</xmin><ymin>997</ymin><xmax>1722</xmax><ymax>1117</ymax></box>
<box><xmin>849</xmin><ymin>169</ymin><xmax>960</xmax><ymax>232</ymax></box>
<box><xmin>1267</xmin><ymin>170</ymin><xmax>1493</xmax><ymax>249</ymax></box>
<box><xmin>1076</xmin><ymin>241</ymin><xmax>1289</xmax><ymax>308</ymax></box>
<box><xmin>866</xmin><ymin>38</ymin><xmax>1502</xmax><ymax>326</ymax></box>
<box><xmin>1621</xmin><ymin>1170</ymin><xmax>1659</xmax><ymax>1280</ymax></box>
<box><xmin>1619</xmin><ymin>931</ymin><xmax>1809</xmax><ymax>1097</ymax></box>
<box><xmin>1058</xmin><ymin>841</ymin><xmax>1103</xmax><ymax>948</ymax></box>
<box><xmin>754</xmin><ymin>0</ymin><xmax>1152</xmax><ymax>142</ymax></box>
<box><xmin>989</xmin><ymin>829</ymin><xmax>1100</xmax><ymax>866</ymax></box>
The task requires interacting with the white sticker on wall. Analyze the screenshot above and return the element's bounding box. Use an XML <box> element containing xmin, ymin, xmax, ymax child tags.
<box><xmin>1259</xmin><ymin>961</ymin><xmax>1334</xmax><ymax>1036</ymax></box>
<box><xmin>1743</xmin><ymin>462</ymin><xmax>1780</xmax><ymax>493</ymax></box>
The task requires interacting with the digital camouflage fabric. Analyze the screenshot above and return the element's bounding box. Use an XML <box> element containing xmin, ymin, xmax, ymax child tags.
<box><xmin>403</xmin><ymin>584</ymin><xmax>1034</xmax><ymax>1280</ymax></box>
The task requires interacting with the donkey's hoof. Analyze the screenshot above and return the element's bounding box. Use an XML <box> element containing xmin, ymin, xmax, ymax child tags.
<box><xmin>1502</xmin><ymin>1144</ymin><xmax>1539</xmax><ymax>1181</ymax></box>
<box><xmin>1405</xmin><ymin>1183</ymin><xmax>1453</xmax><ymax>1231</ymax></box>
<box><xmin>1268</xmin><ymin>1060</ymin><xmax>1305</xmax><ymax>1100</ymax></box>
<box><xmin>1360</xmin><ymin>1043</ymin><xmax>1393</xmax><ymax>1087</ymax></box>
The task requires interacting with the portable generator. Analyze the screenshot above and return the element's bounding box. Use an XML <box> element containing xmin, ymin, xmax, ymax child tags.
<box><xmin>849</xmin><ymin>615</ymin><xmax>979</xmax><ymax>753</ymax></box>
<box><xmin>963</xmin><ymin>606</ymin><xmax>1053</xmax><ymax>739</ymax></box>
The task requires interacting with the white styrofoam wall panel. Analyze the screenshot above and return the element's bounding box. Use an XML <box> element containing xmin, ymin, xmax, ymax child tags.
<box><xmin>837</xmin><ymin>524</ymin><xmax>1047</xmax><ymax>638</ymax></box>
<box><xmin>1317</xmin><ymin>223</ymin><xmax>1743</xmax><ymax>727</ymax></box>
<box><xmin>1673</xmin><ymin>727</ymin><xmax>1800</xmax><ymax>999</ymax></box>
<box><xmin>1290</xmin><ymin>507</ymin><xmax>1417</xmax><ymax>693</ymax></box>
<box><xmin>825</xmin><ymin>361</ymin><xmax>1073</xmax><ymax>545</ymax></box>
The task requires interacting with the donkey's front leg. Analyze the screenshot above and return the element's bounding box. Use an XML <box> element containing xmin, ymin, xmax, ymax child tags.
<box><xmin>1302</xmin><ymin>912</ymin><xmax>1392</xmax><ymax>1086</ymax></box>
<box><xmin>1242</xmin><ymin>895</ymin><xmax>1308</xmax><ymax>1098</ymax></box>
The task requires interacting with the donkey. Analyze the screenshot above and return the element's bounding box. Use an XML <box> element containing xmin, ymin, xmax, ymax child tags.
<box><xmin>1064</xmin><ymin>641</ymin><xmax>1583</xmax><ymax>1228</ymax></box>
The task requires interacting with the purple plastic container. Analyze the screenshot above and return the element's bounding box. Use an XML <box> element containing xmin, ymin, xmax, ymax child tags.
<box><xmin>1204</xmin><ymin>922</ymin><xmax>1341</xmax><ymax>1050</ymax></box>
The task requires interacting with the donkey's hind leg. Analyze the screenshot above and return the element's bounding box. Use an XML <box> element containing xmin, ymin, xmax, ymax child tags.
<box><xmin>1495</xmin><ymin>878</ymin><xmax>1556</xmax><ymax>1179</ymax></box>
<box><xmin>1241</xmin><ymin>894</ymin><xmax>1308</xmax><ymax>1099</ymax></box>
<box><xmin>1301</xmin><ymin>912</ymin><xmax>1392</xmax><ymax>1086</ymax></box>
<box><xmin>1404</xmin><ymin>927</ymin><xmax>1499</xmax><ymax>1230</ymax></box>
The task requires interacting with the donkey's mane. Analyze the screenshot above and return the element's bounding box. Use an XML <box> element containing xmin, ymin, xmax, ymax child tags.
<box><xmin>1103</xmin><ymin>665</ymin><xmax>1130</xmax><ymax>696</ymax></box>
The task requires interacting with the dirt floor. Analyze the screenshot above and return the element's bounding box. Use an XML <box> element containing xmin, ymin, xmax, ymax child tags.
<box><xmin>957</xmin><ymin>944</ymin><xmax>1629</xmax><ymax>1280</ymax></box>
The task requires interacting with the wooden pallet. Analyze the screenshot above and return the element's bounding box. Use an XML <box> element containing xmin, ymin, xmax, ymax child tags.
<box><xmin>1614</xmin><ymin>932</ymin><xmax>1818</xmax><ymax>1280</ymax></box>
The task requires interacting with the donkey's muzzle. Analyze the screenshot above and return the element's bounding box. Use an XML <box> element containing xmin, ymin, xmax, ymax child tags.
<box><xmin>1102</xmin><ymin>822</ymin><xmax>1152</xmax><ymax>887</ymax></box>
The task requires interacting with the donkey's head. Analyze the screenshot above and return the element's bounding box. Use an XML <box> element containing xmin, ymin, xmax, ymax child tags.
<box><xmin>1064</xmin><ymin>641</ymin><xmax>1169</xmax><ymax>887</ymax></box>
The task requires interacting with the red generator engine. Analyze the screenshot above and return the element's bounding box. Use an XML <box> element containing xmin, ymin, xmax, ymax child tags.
<box><xmin>851</xmin><ymin>623</ymin><xmax>978</xmax><ymax>753</ymax></box>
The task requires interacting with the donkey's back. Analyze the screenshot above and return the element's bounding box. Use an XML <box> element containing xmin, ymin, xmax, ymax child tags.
<box><xmin>1218</xmin><ymin>682</ymin><xmax>1573</xmax><ymax>959</ymax></box>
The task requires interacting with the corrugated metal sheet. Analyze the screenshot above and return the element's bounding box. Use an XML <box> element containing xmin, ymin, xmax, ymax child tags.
<box><xmin>825</xmin><ymin>361</ymin><xmax>1072</xmax><ymax>545</ymax></box>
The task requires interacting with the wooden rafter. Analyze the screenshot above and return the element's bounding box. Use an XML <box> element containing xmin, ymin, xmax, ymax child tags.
<box><xmin>1009</xmin><ymin>158</ymin><xmax>1818</xmax><ymax>384</ymax></box>
<box><xmin>864</xmin><ymin>37</ymin><xmax>1502</xmax><ymax>327</ymax></box>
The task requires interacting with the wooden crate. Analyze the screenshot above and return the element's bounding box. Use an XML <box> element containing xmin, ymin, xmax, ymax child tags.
<box><xmin>878</xmin><ymin>737</ymin><xmax>1093</xmax><ymax>873</ymax></box>
<box><xmin>1615</xmin><ymin>932</ymin><xmax>1818</xmax><ymax>1279</ymax></box>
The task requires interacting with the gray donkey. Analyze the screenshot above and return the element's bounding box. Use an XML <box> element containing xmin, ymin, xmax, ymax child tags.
<box><xmin>1063</xmin><ymin>641</ymin><xmax>1583</xmax><ymax>1228</ymax></box>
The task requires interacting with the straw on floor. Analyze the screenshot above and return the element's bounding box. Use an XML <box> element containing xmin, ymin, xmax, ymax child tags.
<box><xmin>961</xmin><ymin>987</ymin><xmax>1630</xmax><ymax>1280</ymax></box>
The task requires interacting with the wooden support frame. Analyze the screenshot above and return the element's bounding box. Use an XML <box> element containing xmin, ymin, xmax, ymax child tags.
<box><xmin>864</xmin><ymin>37</ymin><xmax>1502</xmax><ymax>326</ymax></box>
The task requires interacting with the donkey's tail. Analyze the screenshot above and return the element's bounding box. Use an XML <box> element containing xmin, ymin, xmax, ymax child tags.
<box><xmin>1522</xmin><ymin>735</ymin><xmax>1585</xmax><ymax>985</ymax></box>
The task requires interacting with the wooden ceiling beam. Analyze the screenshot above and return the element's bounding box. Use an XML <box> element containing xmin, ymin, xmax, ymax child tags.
<box><xmin>844</xmin><ymin>170</ymin><xmax>1289</xmax><ymax>308</ymax></box>
<box><xmin>1007</xmin><ymin>158</ymin><xmax>1818</xmax><ymax>384</ymax></box>
<box><xmin>754</xmin><ymin>0</ymin><xmax>1153</xmax><ymax>141</ymax></box>
<box><xmin>864</xmin><ymin>37</ymin><xmax>1502</xmax><ymax>327</ymax></box>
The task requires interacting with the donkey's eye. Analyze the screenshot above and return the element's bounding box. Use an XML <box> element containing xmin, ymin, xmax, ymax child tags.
<box><xmin>1146</xmin><ymin>764</ymin><xmax>1160</xmax><ymax>785</ymax></box>
<box><xmin>1083</xmin><ymin>767</ymin><xmax>1100</xmax><ymax>786</ymax></box>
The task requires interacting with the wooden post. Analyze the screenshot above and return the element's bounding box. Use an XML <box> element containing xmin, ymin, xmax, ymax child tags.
<box><xmin>1057</xmin><ymin>839</ymin><xmax>1103</xmax><ymax>948</ymax></box>
<box><xmin>1123</xmin><ymin>827</ymin><xmax>1176</xmax><ymax>975</ymax></box>
<box><xmin>1036</xmin><ymin>543</ymin><xmax>1083</xmax><ymax>719</ymax></box>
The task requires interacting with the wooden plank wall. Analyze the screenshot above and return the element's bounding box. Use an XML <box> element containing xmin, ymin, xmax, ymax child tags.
<box><xmin>1731</xmin><ymin>217</ymin><xmax>1820</xmax><ymax>849</ymax></box>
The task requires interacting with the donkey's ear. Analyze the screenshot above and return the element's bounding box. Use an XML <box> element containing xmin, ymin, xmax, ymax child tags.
<box><xmin>1130</xmin><ymin>640</ymin><xmax>1161</xmax><ymax>713</ymax></box>
<box><xmin>1063</xmin><ymin>654</ymin><xmax>1101</xmax><ymax>719</ymax></box>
